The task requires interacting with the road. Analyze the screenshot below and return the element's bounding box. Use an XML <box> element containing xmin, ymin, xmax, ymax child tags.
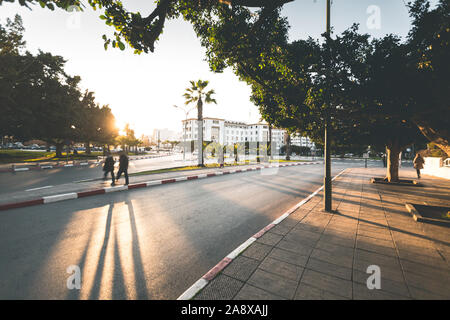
<box><xmin>0</xmin><ymin>153</ymin><xmax>398</xmax><ymax>195</ymax></box>
<box><xmin>0</xmin><ymin>162</ymin><xmax>366</xmax><ymax>299</ymax></box>
<box><xmin>0</xmin><ymin>154</ymin><xmax>195</xmax><ymax>194</ymax></box>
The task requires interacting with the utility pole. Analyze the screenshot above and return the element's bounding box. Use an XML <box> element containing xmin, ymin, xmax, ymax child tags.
<box><xmin>173</xmin><ymin>105</ymin><xmax>193</xmax><ymax>162</ymax></box>
<box><xmin>323</xmin><ymin>0</ymin><xmax>332</xmax><ymax>212</ymax></box>
<box><xmin>157</xmin><ymin>130</ymin><xmax>160</xmax><ymax>154</ymax></box>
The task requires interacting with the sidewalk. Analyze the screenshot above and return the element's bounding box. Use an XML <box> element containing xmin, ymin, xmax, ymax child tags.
<box><xmin>186</xmin><ymin>167</ymin><xmax>450</xmax><ymax>300</ymax></box>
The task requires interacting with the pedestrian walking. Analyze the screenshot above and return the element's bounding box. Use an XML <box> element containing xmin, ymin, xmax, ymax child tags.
<box><xmin>413</xmin><ymin>153</ymin><xmax>425</xmax><ymax>179</ymax></box>
<box><xmin>218</xmin><ymin>145</ymin><xmax>225</xmax><ymax>168</ymax></box>
<box><xmin>116</xmin><ymin>151</ymin><xmax>129</xmax><ymax>185</ymax></box>
<box><xmin>103</xmin><ymin>152</ymin><xmax>116</xmax><ymax>185</ymax></box>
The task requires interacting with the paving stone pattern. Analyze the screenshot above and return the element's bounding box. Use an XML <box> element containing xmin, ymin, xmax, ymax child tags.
<box><xmin>194</xmin><ymin>168</ymin><xmax>450</xmax><ymax>300</ymax></box>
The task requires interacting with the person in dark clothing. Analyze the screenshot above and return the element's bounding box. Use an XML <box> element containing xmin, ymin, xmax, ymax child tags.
<box><xmin>413</xmin><ymin>153</ymin><xmax>425</xmax><ymax>179</ymax></box>
<box><xmin>103</xmin><ymin>152</ymin><xmax>116</xmax><ymax>185</ymax></box>
<box><xmin>382</xmin><ymin>153</ymin><xmax>387</xmax><ymax>167</ymax></box>
<box><xmin>116</xmin><ymin>151</ymin><xmax>129</xmax><ymax>185</ymax></box>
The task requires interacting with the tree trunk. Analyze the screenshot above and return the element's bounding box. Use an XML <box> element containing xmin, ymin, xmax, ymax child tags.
<box><xmin>85</xmin><ymin>142</ymin><xmax>91</xmax><ymax>155</ymax></box>
<box><xmin>386</xmin><ymin>142</ymin><xmax>401</xmax><ymax>182</ymax></box>
<box><xmin>256</xmin><ymin>141</ymin><xmax>260</xmax><ymax>163</ymax></box>
<box><xmin>197</xmin><ymin>98</ymin><xmax>204</xmax><ymax>166</ymax></box>
<box><xmin>268</xmin><ymin>125</ymin><xmax>272</xmax><ymax>161</ymax></box>
<box><xmin>55</xmin><ymin>143</ymin><xmax>63</xmax><ymax>158</ymax></box>
<box><xmin>285</xmin><ymin>134</ymin><xmax>291</xmax><ymax>160</ymax></box>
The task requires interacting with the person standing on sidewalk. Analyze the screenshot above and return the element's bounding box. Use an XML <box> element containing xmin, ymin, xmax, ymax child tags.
<box><xmin>103</xmin><ymin>152</ymin><xmax>116</xmax><ymax>185</ymax></box>
<box><xmin>116</xmin><ymin>151</ymin><xmax>129</xmax><ymax>185</ymax></box>
<box><xmin>413</xmin><ymin>153</ymin><xmax>425</xmax><ymax>179</ymax></box>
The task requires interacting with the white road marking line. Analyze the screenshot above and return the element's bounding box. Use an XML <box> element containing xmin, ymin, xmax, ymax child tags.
<box><xmin>25</xmin><ymin>185</ymin><xmax>54</xmax><ymax>192</ymax></box>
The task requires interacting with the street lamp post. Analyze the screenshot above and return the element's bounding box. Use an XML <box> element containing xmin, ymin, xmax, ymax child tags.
<box><xmin>173</xmin><ymin>105</ymin><xmax>194</xmax><ymax>162</ymax></box>
<box><xmin>323</xmin><ymin>0</ymin><xmax>332</xmax><ymax>212</ymax></box>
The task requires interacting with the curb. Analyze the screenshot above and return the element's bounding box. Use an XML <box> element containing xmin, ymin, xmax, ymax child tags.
<box><xmin>0</xmin><ymin>161</ymin><xmax>321</xmax><ymax>211</ymax></box>
<box><xmin>177</xmin><ymin>167</ymin><xmax>347</xmax><ymax>300</ymax></box>
<box><xmin>405</xmin><ymin>202</ymin><xmax>450</xmax><ymax>226</ymax></box>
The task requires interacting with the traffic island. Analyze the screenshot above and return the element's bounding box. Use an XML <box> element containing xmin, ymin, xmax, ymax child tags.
<box><xmin>405</xmin><ymin>203</ymin><xmax>450</xmax><ymax>227</ymax></box>
<box><xmin>370</xmin><ymin>177</ymin><xmax>422</xmax><ymax>187</ymax></box>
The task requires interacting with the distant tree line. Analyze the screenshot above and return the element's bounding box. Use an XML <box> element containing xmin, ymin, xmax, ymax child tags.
<box><xmin>2</xmin><ymin>1</ymin><xmax>449</xmax><ymax>182</ymax></box>
<box><xmin>0</xmin><ymin>15</ymin><xmax>118</xmax><ymax>157</ymax></box>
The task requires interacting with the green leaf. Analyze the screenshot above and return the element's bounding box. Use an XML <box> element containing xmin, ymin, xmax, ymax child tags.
<box><xmin>118</xmin><ymin>41</ymin><xmax>125</xmax><ymax>51</ymax></box>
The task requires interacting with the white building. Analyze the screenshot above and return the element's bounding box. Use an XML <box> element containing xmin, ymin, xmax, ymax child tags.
<box><xmin>291</xmin><ymin>133</ymin><xmax>316</xmax><ymax>149</ymax></box>
<box><xmin>152</xmin><ymin>128</ymin><xmax>181</xmax><ymax>143</ymax></box>
<box><xmin>181</xmin><ymin>118</ymin><xmax>314</xmax><ymax>151</ymax></box>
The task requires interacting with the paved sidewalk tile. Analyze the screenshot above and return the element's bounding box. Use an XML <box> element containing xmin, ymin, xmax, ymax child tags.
<box><xmin>189</xmin><ymin>168</ymin><xmax>450</xmax><ymax>300</ymax></box>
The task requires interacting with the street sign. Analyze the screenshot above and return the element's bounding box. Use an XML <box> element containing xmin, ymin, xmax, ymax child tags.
<box><xmin>363</xmin><ymin>153</ymin><xmax>369</xmax><ymax>159</ymax></box>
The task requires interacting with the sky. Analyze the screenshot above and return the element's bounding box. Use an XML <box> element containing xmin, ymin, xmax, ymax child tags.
<box><xmin>0</xmin><ymin>0</ymin><xmax>433</xmax><ymax>136</ymax></box>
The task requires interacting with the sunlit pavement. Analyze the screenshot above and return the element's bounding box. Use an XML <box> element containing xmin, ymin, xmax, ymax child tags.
<box><xmin>0</xmin><ymin>163</ymin><xmax>350</xmax><ymax>299</ymax></box>
<box><xmin>191</xmin><ymin>168</ymin><xmax>450</xmax><ymax>300</ymax></box>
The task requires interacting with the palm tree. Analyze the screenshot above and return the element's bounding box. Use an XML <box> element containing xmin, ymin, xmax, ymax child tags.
<box><xmin>183</xmin><ymin>80</ymin><xmax>217</xmax><ymax>166</ymax></box>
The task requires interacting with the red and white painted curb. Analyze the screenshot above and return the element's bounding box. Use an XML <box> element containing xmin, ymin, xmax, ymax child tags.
<box><xmin>0</xmin><ymin>161</ymin><xmax>321</xmax><ymax>211</ymax></box>
<box><xmin>177</xmin><ymin>168</ymin><xmax>347</xmax><ymax>300</ymax></box>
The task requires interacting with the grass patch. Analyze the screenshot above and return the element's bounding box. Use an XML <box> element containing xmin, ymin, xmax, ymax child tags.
<box><xmin>0</xmin><ymin>150</ymin><xmax>102</xmax><ymax>163</ymax></box>
<box><xmin>130</xmin><ymin>161</ymin><xmax>257</xmax><ymax>176</ymax></box>
<box><xmin>269</xmin><ymin>159</ymin><xmax>310</xmax><ymax>163</ymax></box>
<box><xmin>0</xmin><ymin>150</ymin><xmax>53</xmax><ymax>164</ymax></box>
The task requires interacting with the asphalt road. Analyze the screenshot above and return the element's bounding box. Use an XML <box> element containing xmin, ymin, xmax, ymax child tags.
<box><xmin>0</xmin><ymin>162</ymin><xmax>360</xmax><ymax>299</ymax></box>
<box><xmin>0</xmin><ymin>155</ymin><xmax>396</xmax><ymax>195</ymax></box>
<box><xmin>0</xmin><ymin>155</ymin><xmax>195</xmax><ymax>194</ymax></box>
